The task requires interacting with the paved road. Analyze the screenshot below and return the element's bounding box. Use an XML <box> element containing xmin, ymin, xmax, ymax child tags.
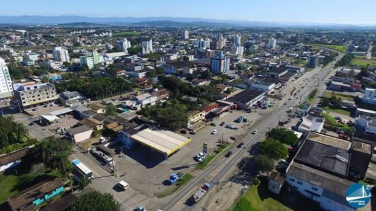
<box><xmin>161</xmin><ymin>53</ymin><xmax>344</xmax><ymax>211</ymax></box>
<box><xmin>71</xmin><ymin>150</ymin><xmax>153</xmax><ymax>211</ymax></box>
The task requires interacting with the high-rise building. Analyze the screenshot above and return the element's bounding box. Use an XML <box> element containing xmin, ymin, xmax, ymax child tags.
<box><xmin>13</xmin><ymin>83</ymin><xmax>57</xmax><ymax>109</ymax></box>
<box><xmin>210</xmin><ymin>51</ymin><xmax>230</xmax><ymax>74</ymax></box>
<box><xmin>182</xmin><ymin>30</ymin><xmax>189</xmax><ymax>39</ymax></box>
<box><xmin>53</xmin><ymin>47</ymin><xmax>70</xmax><ymax>62</ymax></box>
<box><xmin>105</xmin><ymin>43</ymin><xmax>113</xmax><ymax>51</ymax></box>
<box><xmin>232</xmin><ymin>46</ymin><xmax>244</xmax><ymax>57</ymax></box>
<box><xmin>92</xmin><ymin>50</ymin><xmax>99</xmax><ymax>65</ymax></box>
<box><xmin>268</xmin><ymin>38</ymin><xmax>277</xmax><ymax>49</ymax></box>
<box><xmin>80</xmin><ymin>56</ymin><xmax>95</xmax><ymax>70</ymax></box>
<box><xmin>119</xmin><ymin>38</ymin><xmax>131</xmax><ymax>54</ymax></box>
<box><xmin>216</xmin><ymin>33</ymin><xmax>223</xmax><ymax>40</ymax></box>
<box><xmin>307</xmin><ymin>56</ymin><xmax>319</xmax><ymax>68</ymax></box>
<box><xmin>197</xmin><ymin>38</ymin><xmax>210</xmax><ymax>50</ymax></box>
<box><xmin>0</xmin><ymin>58</ymin><xmax>13</xmax><ymax>98</ymax></box>
<box><xmin>233</xmin><ymin>34</ymin><xmax>241</xmax><ymax>46</ymax></box>
<box><xmin>142</xmin><ymin>39</ymin><xmax>153</xmax><ymax>54</ymax></box>
<box><xmin>210</xmin><ymin>39</ymin><xmax>226</xmax><ymax>50</ymax></box>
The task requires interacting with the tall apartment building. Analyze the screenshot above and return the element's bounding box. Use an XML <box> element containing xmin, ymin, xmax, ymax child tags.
<box><xmin>0</xmin><ymin>57</ymin><xmax>13</xmax><ymax>98</ymax></box>
<box><xmin>363</xmin><ymin>88</ymin><xmax>376</xmax><ymax>105</ymax></box>
<box><xmin>53</xmin><ymin>47</ymin><xmax>70</xmax><ymax>62</ymax></box>
<box><xmin>13</xmin><ymin>83</ymin><xmax>57</xmax><ymax>108</ymax></box>
<box><xmin>210</xmin><ymin>39</ymin><xmax>225</xmax><ymax>50</ymax></box>
<box><xmin>307</xmin><ymin>56</ymin><xmax>319</xmax><ymax>68</ymax></box>
<box><xmin>80</xmin><ymin>50</ymin><xmax>102</xmax><ymax>69</ymax></box>
<box><xmin>268</xmin><ymin>38</ymin><xmax>277</xmax><ymax>49</ymax></box>
<box><xmin>232</xmin><ymin>46</ymin><xmax>244</xmax><ymax>57</ymax></box>
<box><xmin>142</xmin><ymin>39</ymin><xmax>153</xmax><ymax>54</ymax></box>
<box><xmin>182</xmin><ymin>30</ymin><xmax>189</xmax><ymax>39</ymax></box>
<box><xmin>233</xmin><ymin>34</ymin><xmax>241</xmax><ymax>46</ymax></box>
<box><xmin>119</xmin><ymin>38</ymin><xmax>131</xmax><ymax>54</ymax></box>
<box><xmin>210</xmin><ymin>51</ymin><xmax>230</xmax><ymax>73</ymax></box>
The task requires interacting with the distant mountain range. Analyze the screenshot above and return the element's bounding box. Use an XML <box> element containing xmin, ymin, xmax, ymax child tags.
<box><xmin>0</xmin><ymin>15</ymin><xmax>375</xmax><ymax>29</ymax></box>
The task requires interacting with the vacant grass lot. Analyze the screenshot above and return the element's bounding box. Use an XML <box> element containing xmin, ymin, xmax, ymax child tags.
<box><xmin>323</xmin><ymin>91</ymin><xmax>355</xmax><ymax>101</ymax></box>
<box><xmin>113</xmin><ymin>31</ymin><xmax>141</xmax><ymax>37</ymax></box>
<box><xmin>322</xmin><ymin>106</ymin><xmax>351</xmax><ymax>116</ymax></box>
<box><xmin>322</xmin><ymin>112</ymin><xmax>354</xmax><ymax>132</ymax></box>
<box><xmin>305</xmin><ymin>89</ymin><xmax>318</xmax><ymax>105</ymax></box>
<box><xmin>308</xmin><ymin>44</ymin><xmax>348</xmax><ymax>53</ymax></box>
<box><xmin>351</xmin><ymin>59</ymin><xmax>376</xmax><ymax>67</ymax></box>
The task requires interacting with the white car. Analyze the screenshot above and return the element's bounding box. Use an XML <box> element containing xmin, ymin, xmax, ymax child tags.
<box><xmin>252</xmin><ymin>130</ymin><xmax>258</xmax><ymax>134</ymax></box>
<box><xmin>211</xmin><ymin>129</ymin><xmax>217</xmax><ymax>134</ymax></box>
<box><xmin>117</xmin><ymin>180</ymin><xmax>129</xmax><ymax>191</ymax></box>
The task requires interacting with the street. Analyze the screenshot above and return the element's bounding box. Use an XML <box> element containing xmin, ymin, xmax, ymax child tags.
<box><xmin>161</xmin><ymin>53</ymin><xmax>344</xmax><ymax>211</ymax></box>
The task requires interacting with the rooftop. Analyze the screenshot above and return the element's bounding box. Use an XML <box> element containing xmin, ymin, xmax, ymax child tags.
<box><xmin>8</xmin><ymin>178</ymin><xmax>63</xmax><ymax>210</ymax></box>
<box><xmin>307</xmin><ymin>133</ymin><xmax>351</xmax><ymax>151</ymax></box>
<box><xmin>60</xmin><ymin>91</ymin><xmax>82</xmax><ymax>100</ymax></box>
<box><xmin>227</xmin><ymin>89</ymin><xmax>265</xmax><ymax>105</ymax></box>
<box><xmin>0</xmin><ymin>148</ymin><xmax>29</xmax><ymax>166</ymax></box>
<box><xmin>67</xmin><ymin>125</ymin><xmax>92</xmax><ymax>135</ymax></box>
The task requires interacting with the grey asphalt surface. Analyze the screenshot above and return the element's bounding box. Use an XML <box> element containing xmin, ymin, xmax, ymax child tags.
<box><xmin>162</xmin><ymin>53</ymin><xmax>344</xmax><ymax>211</ymax></box>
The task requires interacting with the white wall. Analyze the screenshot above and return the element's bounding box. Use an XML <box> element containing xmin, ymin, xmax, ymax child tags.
<box><xmin>74</xmin><ymin>130</ymin><xmax>93</xmax><ymax>143</ymax></box>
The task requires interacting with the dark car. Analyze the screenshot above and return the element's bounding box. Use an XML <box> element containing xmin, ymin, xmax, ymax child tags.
<box><xmin>28</xmin><ymin>122</ymin><xmax>35</xmax><ymax>126</ymax></box>
<box><xmin>180</xmin><ymin>130</ymin><xmax>187</xmax><ymax>134</ymax></box>
<box><xmin>225</xmin><ymin>151</ymin><xmax>233</xmax><ymax>157</ymax></box>
<box><xmin>189</xmin><ymin>131</ymin><xmax>196</xmax><ymax>135</ymax></box>
<box><xmin>220</xmin><ymin>122</ymin><xmax>225</xmax><ymax>126</ymax></box>
<box><xmin>237</xmin><ymin>142</ymin><xmax>244</xmax><ymax>148</ymax></box>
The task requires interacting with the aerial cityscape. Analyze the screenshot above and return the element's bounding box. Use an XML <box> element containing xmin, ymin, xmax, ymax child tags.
<box><xmin>1</xmin><ymin>1</ymin><xmax>376</xmax><ymax>211</ymax></box>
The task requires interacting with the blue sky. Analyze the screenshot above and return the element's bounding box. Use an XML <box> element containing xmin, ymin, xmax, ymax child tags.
<box><xmin>0</xmin><ymin>0</ymin><xmax>375</xmax><ymax>24</ymax></box>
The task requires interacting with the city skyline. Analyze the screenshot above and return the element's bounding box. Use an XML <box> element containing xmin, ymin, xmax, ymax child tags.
<box><xmin>0</xmin><ymin>0</ymin><xmax>376</xmax><ymax>25</ymax></box>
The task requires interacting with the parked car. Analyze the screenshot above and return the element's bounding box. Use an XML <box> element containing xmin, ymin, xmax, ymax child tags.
<box><xmin>195</xmin><ymin>152</ymin><xmax>205</xmax><ymax>162</ymax></box>
<box><xmin>135</xmin><ymin>207</ymin><xmax>147</xmax><ymax>211</ymax></box>
<box><xmin>225</xmin><ymin>151</ymin><xmax>233</xmax><ymax>157</ymax></box>
<box><xmin>167</xmin><ymin>173</ymin><xmax>180</xmax><ymax>185</ymax></box>
<box><xmin>180</xmin><ymin>130</ymin><xmax>187</xmax><ymax>134</ymax></box>
<box><xmin>189</xmin><ymin>131</ymin><xmax>196</xmax><ymax>135</ymax></box>
<box><xmin>117</xmin><ymin>180</ymin><xmax>129</xmax><ymax>190</ymax></box>
<box><xmin>211</xmin><ymin>129</ymin><xmax>217</xmax><ymax>134</ymax></box>
<box><xmin>252</xmin><ymin>130</ymin><xmax>258</xmax><ymax>134</ymax></box>
<box><xmin>210</xmin><ymin>122</ymin><xmax>216</xmax><ymax>126</ymax></box>
<box><xmin>237</xmin><ymin>142</ymin><xmax>244</xmax><ymax>148</ymax></box>
<box><xmin>220</xmin><ymin>122</ymin><xmax>225</xmax><ymax>126</ymax></box>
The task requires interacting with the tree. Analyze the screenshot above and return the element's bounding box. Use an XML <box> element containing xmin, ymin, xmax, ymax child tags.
<box><xmin>186</xmin><ymin>73</ymin><xmax>195</xmax><ymax>82</ymax></box>
<box><xmin>259</xmin><ymin>138</ymin><xmax>288</xmax><ymax>160</ymax></box>
<box><xmin>146</xmin><ymin>69</ymin><xmax>157</xmax><ymax>78</ymax></box>
<box><xmin>155</xmin><ymin>67</ymin><xmax>165</xmax><ymax>75</ymax></box>
<box><xmin>0</xmin><ymin>116</ymin><xmax>29</xmax><ymax>149</ymax></box>
<box><xmin>29</xmin><ymin>138</ymin><xmax>73</xmax><ymax>175</ymax></box>
<box><xmin>78</xmin><ymin>177</ymin><xmax>91</xmax><ymax>190</ymax></box>
<box><xmin>253</xmin><ymin>155</ymin><xmax>274</xmax><ymax>173</ymax></box>
<box><xmin>267</xmin><ymin>128</ymin><xmax>298</xmax><ymax>146</ymax></box>
<box><xmin>359</xmin><ymin>68</ymin><xmax>370</xmax><ymax>78</ymax></box>
<box><xmin>162</xmin><ymin>76</ymin><xmax>182</xmax><ymax>90</ymax></box>
<box><xmin>63</xmin><ymin>62</ymin><xmax>71</xmax><ymax>67</ymax></box>
<box><xmin>105</xmin><ymin>104</ymin><xmax>118</xmax><ymax>116</ymax></box>
<box><xmin>201</xmin><ymin>70</ymin><xmax>212</xmax><ymax>79</ymax></box>
<box><xmin>107</xmin><ymin>64</ymin><xmax>118</xmax><ymax>77</ymax></box>
<box><xmin>70</xmin><ymin>191</ymin><xmax>120</xmax><ymax>211</ymax></box>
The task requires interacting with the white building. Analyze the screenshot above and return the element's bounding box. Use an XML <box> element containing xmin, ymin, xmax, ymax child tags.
<box><xmin>232</xmin><ymin>46</ymin><xmax>244</xmax><ymax>57</ymax></box>
<box><xmin>80</xmin><ymin>56</ymin><xmax>95</xmax><ymax>69</ymax></box>
<box><xmin>362</xmin><ymin>88</ymin><xmax>376</xmax><ymax>105</ymax></box>
<box><xmin>197</xmin><ymin>38</ymin><xmax>210</xmax><ymax>51</ymax></box>
<box><xmin>53</xmin><ymin>47</ymin><xmax>70</xmax><ymax>62</ymax></box>
<box><xmin>13</xmin><ymin>83</ymin><xmax>57</xmax><ymax>108</ymax></box>
<box><xmin>210</xmin><ymin>51</ymin><xmax>230</xmax><ymax>73</ymax></box>
<box><xmin>297</xmin><ymin>115</ymin><xmax>325</xmax><ymax>133</ymax></box>
<box><xmin>250</xmin><ymin>81</ymin><xmax>275</xmax><ymax>91</ymax></box>
<box><xmin>0</xmin><ymin>58</ymin><xmax>13</xmax><ymax>98</ymax></box>
<box><xmin>119</xmin><ymin>38</ymin><xmax>131</xmax><ymax>54</ymax></box>
<box><xmin>182</xmin><ymin>30</ymin><xmax>189</xmax><ymax>39</ymax></box>
<box><xmin>233</xmin><ymin>34</ymin><xmax>241</xmax><ymax>46</ymax></box>
<box><xmin>285</xmin><ymin>133</ymin><xmax>364</xmax><ymax>211</ymax></box>
<box><xmin>355</xmin><ymin>114</ymin><xmax>376</xmax><ymax>135</ymax></box>
<box><xmin>142</xmin><ymin>39</ymin><xmax>153</xmax><ymax>54</ymax></box>
<box><xmin>268</xmin><ymin>38</ymin><xmax>277</xmax><ymax>49</ymax></box>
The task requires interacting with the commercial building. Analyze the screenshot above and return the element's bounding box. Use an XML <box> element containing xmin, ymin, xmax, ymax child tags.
<box><xmin>119</xmin><ymin>38</ymin><xmax>131</xmax><ymax>54</ymax></box>
<box><xmin>307</xmin><ymin>55</ymin><xmax>319</xmax><ymax>68</ymax></box>
<box><xmin>13</xmin><ymin>82</ymin><xmax>57</xmax><ymax>109</ymax></box>
<box><xmin>130</xmin><ymin>128</ymin><xmax>191</xmax><ymax>159</ymax></box>
<box><xmin>59</xmin><ymin>91</ymin><xmax>85</xmax><ymax>107</ymax></box>
<box><xmin>182</xmin><ymin>30</ymin><xmax>189</xmax><ymax>39</ymax></box>
<box><xmin>227</xmin><ymin>89</ymin><xmax>265</xmax><ymax>109</ymax></box>
<box><xmin>186</xmin><ymin>110</ymin><xmax>205</xmax><ymax>128</ymax></box>
<box><xmin>266</xmin><ymin>67</ymin><xmax>288</xmax><ymax>78</ymax></box>
<box><xmin>7</xmin><ymin>178</ymin><xmax>64</xmax><ymax>211</ymax></box>
<box><xmin>268</xmin><ymin>38</ymin><xmax>276</xmax><ymax>49</ymax></box>
<box><xmin>0</xmin><ymin>57</ymin><xmax>13</xmax><ymax>98</ymax></box>
<box><xmin>250</xmin><ymin>81</ymin><xmax>275</xmax><ymax>91</ymax></box>
<box><xmin>210</xmin><ymin>51</ymin><xmax>230</xmax><ymax>73</ymax></box>
<box><xmin>362</xmin><ymin>88</ymin><xmax>376</xmax><ymax>105</ymax></box>
<box><xmin>142</xmin><ymin>39</ymin><xmax>153</xmax><ymax>54</ymax></box>
<box><xmin>297</xmin><ymin>114</ymin><xmax>325</xmax><ymax>133</ymax></box>
<box><xmin>285</xmin><ymin>133</ymin><xmax>372</xmax><ymax>211</ymax></box>
<box><xmin>66</xmin><ymin>125</ymin><xmax>93</xmax><ymax>143</ymax></box>
<box><xmin>53</xmin><ymin>47</ymin><xmax>70</xmax><ymax>62</ymax></box>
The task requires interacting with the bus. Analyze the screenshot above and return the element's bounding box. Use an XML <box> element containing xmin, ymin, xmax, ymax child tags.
<box><xmin>72</xmin><ymin>159</ymin><xmax>93</xmax><ymax>179</ymax></box>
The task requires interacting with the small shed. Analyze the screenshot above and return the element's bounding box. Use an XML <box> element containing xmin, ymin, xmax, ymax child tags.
<box><xmin>268</xmin><ymin>170</ymin><xmax>285</xmax><ymax>194</ymax></box>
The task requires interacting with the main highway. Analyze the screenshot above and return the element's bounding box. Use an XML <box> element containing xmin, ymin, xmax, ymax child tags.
<box><xmin>162</xmin><ymin>52</ymin><xmax>344</xmax><ymax>211</ymax></box>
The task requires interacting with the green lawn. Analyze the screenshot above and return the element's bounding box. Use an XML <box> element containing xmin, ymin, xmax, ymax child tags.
<box><xmin>113</xmin><ymin>31</ymin><xmax>141</xmax><ymax>37</ymax></box>
<box><xmin>196</xmin><ymin>142</ymin><xmax>230</xmax><ymax>170</ymax></box>
<box><xmin>322</xmin><ymin>112</ymin><xmax>354</xmax><ymax>132</ymax></box>
<box><xmin>0</xmin><ymin>169</ymin><xmax>60</xmax><ymax>204</ymax></box>
<box><xmin>18</xmin><ymin>45</ymin><xmax>54</xmax><ymax>51</ymax></box>
<box><xmin>354</xmin><ymin>55</ymin><xmax>367</xmax><ymax>59</ymax></box>
<box><xmin>233</xmin><ymin>181</ymin><xmax>292</xmax><ymax>211</ymax></box>
<box><xmin>305</xmin><ymin>89</ymin><xmax>318</xmax><ymax>105</ymax></box>
<box><xmin>322</xmin><ymin>106</ymin><xmax>351</xmax><ymax>116</ymax></box>
<box><xmin>156</xmin><ymin>173</ymin><xmax>193</xmax><ymax>198</ymax></box>
<box><xmin>308</xmin><ymin>44</ymin><xmax>348</xmax><ymax>53</ymax></box>
<box><xmin>351</xmin><ymin>59</ymin><xmax>376</xmax><ymax>67</ymax></box>
<box><xmin>323</xmin><ymin>91</ymin><xmax>355</xmax><ymax>101</ymax></box>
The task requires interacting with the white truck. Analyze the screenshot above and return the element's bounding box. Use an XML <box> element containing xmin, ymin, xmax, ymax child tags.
<box><xmin>190</xmin><ymin>183</ymin><xmax>211</xmax><ymax>203</ymax></box>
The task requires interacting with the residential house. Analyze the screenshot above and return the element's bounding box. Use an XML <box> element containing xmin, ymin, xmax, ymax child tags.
<box><xmin>78</xmin><ymin>117</ymin><xmax>104</xmax><ymax>131</ymax></box>
<box><xmin>362</xmin><ymin>88</ymin><xmax>376</xmax><ymax>105</ymax></box>
<box><xmin>7</xmin><ymin>178</ymin><xmax>64</xmax><ymax>211</ymax></box>
<box><xmin>186</xmin><ymin>110</ymin><xmax>205</xmax><ymax>128</ymax></box>
<box><xmin>132</xmin><ymin>93</ymin><xmax>158</xmax><ymax>110</ymax></box>
<box><xmin>268</xmin><ymin>171</ymin><xmax>285</xmax><ymax>195</ymax></box>
<box><xmin>87</xmin><ymin>103</ymin><xmax>106</xmax><ymax>114</ymax></box>
<box><xmin>297</xmin><ymin>115</ymin><xmax>325</xmax><ymax>133</ymax></box>
<box><xmin>59</xmin><ymin>91</ymin><xmax>85</xmax><ymax>107</ymax></box>
<box><xmin>355</xmin><ymin>114</ymin><xmax>376</xmax><ymax>136</ymax></box>
<box><xmin>151</xmin><ymin>88</ymin><xmax>170</xmax><ymax>101</ymax></box>
<box><xmin>66</xmin><ymin>125</ymin><xmax>93</xmax><ymax>143</ymax></box>
<box><xmin>133</xmin><ymin>77</ymin><xmax>149</xmax><ymax>88</ymax></box>
<box><xmin>161</xmin><ymin>61</ymin><xmax>195</xmax><ymax>76</ymax></box>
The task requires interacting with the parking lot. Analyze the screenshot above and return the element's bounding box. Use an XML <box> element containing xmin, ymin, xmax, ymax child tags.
<box><xmin>108</xmin><ymin>103</ymin><xmax>278</xmax><ymax>198</ymax></box>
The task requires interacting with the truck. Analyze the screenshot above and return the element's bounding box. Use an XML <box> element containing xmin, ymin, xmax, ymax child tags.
<box><xmin>190</xmin><ymin>183</ymin><xmax>211</xmax><ymax>203</ymax></box>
